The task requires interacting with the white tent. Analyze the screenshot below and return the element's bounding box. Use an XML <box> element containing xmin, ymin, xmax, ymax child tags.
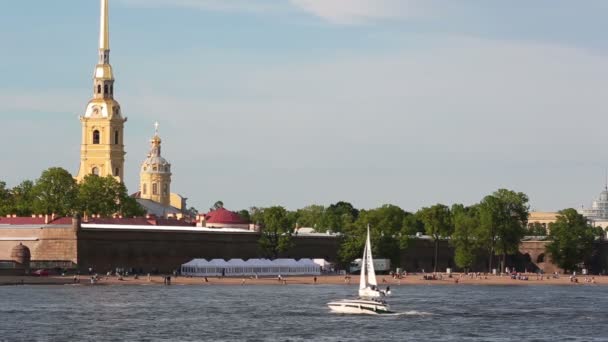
<box><xmin>181</xmin><ymin>258</ymin><xmax>321</xmax><ymax>277</ymax></box>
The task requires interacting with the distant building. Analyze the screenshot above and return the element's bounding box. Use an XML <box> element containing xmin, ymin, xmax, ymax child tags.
<box><xmin>579</xmin><ymin>186</ymin><xmax>608</xmax><ymax>231</ymax></box>
<box><xmin>527</xmin><ymin>212</ymin><xmax>558</xmax><ymax>233</ymax></box>
<box><xmin>132</xmin><ymin>123</ymin><xmax>188</xmax><ymax>219</ymax></box>
<box><xmin>197</xmin><ymin>207</ymin><xmax>253</xmax><ymax>230</ymax></box>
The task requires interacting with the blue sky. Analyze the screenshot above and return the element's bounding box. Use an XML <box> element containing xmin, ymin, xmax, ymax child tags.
<box><xmin>1</xmin><ymin>0</ymin><xmax>608</xmax><ymax>212</ymax></box>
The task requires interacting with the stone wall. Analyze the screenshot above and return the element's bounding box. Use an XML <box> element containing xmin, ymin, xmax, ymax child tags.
<box><xmin>77</xmin><ymin>228</ymin><xmax>342</xmax><ymax>273</ymax></box>
<box><xmin>2</xmin><ymin>223</ymin><xmax>607</xmax><ymax>275</ymax></box>
<box><xmin>0</xmin><ymin>226</ymin><xmax>77</xmax><ymax>263</ymax></box>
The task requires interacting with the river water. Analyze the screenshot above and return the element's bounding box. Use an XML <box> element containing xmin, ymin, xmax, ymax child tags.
<box><xmin>0</xmin><ymin>284</ymin><xmax>607</xmax><ymax>341</ymax></box>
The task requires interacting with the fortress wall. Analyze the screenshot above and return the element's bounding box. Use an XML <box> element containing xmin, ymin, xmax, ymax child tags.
<box><xmin>76</xmin><ymin>229</ymin><xmax>342</xmax><ymax>273</ymax></box>
<box><xmin>0</xmin><ymin>226</ymin><xmax>77</xmax><ymax>263</ymax></box>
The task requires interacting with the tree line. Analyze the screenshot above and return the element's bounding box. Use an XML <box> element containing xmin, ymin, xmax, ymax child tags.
<box><xmin>1</xmin><ymin>168</ymin><xmax>602</xmax><ymax>273</ymax></box>
<box><xmin>0</xmin><ymin>167</ymin><xmax>145</xmax><ymax>219</ymax></box>
<box><xmin>235</xmin><ymin>189</ymin><xmax>603</xmax><ymax>273</ymax></box>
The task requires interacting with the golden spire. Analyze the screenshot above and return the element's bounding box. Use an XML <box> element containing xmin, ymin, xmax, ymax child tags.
<box><xmin>99</xmin><ymin>0</ymin><xmax>110</xmax><ymax>51</ymax></box>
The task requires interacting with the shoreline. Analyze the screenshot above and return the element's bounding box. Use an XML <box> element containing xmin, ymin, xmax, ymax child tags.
<box><xmin>1</xmin><ymin>274</ymin><xmax>606</xmax><ymax>287</ymax></box>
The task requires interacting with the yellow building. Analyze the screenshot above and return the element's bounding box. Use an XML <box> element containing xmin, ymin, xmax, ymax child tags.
<box><xmin>76</xmin><ymin>0</ymin><xmax>126</xmax><ymax>183</ymax></box>
<box><xmin>139</xmin><ymin>123</ymin><xmax>172</xmax><ymax>206</ymax></box>
<box><xmin>133</xmin><ymin>123</ymin><xmax>187</xmax><ymax>218</ymax></box>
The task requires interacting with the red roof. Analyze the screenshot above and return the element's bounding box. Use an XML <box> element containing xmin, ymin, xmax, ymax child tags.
<box><xmin>205</xmin><ymin>207</ymin><xmax>248</xmax><ymax>225</ymax></box>
<box><xmin>0</xmin><ymin>216</ymin><xmax>72</xmax><ymax>225</ymax></box>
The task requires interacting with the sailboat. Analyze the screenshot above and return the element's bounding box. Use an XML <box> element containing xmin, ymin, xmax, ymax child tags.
<box><xmin>327</xmin><ymin>225</ymin><xmax>393</xmax><ymax>315</ymax></box>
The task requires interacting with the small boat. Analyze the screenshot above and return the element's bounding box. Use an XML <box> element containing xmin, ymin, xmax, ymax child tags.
<box><xmin>357</xmin><ymin>225</ymin><xmax>388</xmax><ymax>299</ymax></box>
<box><xmin>327</xmin><ymin>225</ymin><xmax>394</xmax><ymax>315</ymax></box>
<box><xmin>327</xmin><ymin>298</ymin><xmax>392</xmax><ymax>315</ymax></box>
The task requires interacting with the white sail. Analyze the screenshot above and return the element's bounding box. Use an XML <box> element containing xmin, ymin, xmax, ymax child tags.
<box><xmin>364</xmin><ymin>225</ymin><xmax>377</xmax><ymax>287</ymax></box>
<box><xmin>359</xmin><ymin>235</ymin><xmax>367</xmax><ymax>290</ymax></box>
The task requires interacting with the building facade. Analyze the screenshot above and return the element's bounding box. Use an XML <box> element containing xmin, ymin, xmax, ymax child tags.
<box><xmin>76</xmin><ymin>0</ymin><xmax>126</xmax><ymax>183</ymax></box>
<box><xmin>139</xmin><ymin>123</ymin><xmax>172</xmax><ymax>207</ymax></box>
<box><xmin>579</xmin><ymin>187</ymin><xmax>608</xmax><ymax>231</ymax></box>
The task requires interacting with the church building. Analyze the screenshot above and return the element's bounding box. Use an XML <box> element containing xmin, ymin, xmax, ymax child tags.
<box><xmin>133</xmin><ymin>124</ymin><xmax>186</xmax><ymax>218</ymax></box>
<box><xmin>76</xmin><ymin>0</ymin><xmax>126</xmax><ymax>183</ymax></box>
<box><xmin>75</xmin><ymin>0</ymin><xmax>187</xmax><ymax>218</ymax></box>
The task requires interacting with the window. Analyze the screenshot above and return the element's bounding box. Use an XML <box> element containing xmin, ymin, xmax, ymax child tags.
<box><xmin>110</xmin><ymin>85</ymin><xmax>113</xmax><ymax>94</ymax></box>
<box><xmin>93</xmin><ymin>130</ymin><xmax>100</xmax><ymax>144</ymax></box>
<box><xmin>153</xmin><ymin>167</ymin><xmax>158</xmax><ymax>172</ymax></box>
<box><xmin>114</xmin><ymin>130</ymin><xmax>119</xmax><ymax>145</ymax></box>
<box><xmin>92</xmin><ymin>167</ymin><xmax>99</xmax><ymax>176</ymax></box>
<box><xmin>143</xmin><ymin>184</ymin><xmax>147</xmax><ymax>195</ymax></box>
<box><xmin>104</xmin><ymin>85</ymin><xmax>108</xmax><ymax>94</ymax></box>
<box><xmin>114</xmin><ymin>168</ymin><xmax>119</xmax><ymax>177</ymax></box>
<box><xmin>163</xmin><ymin>183</ymin><xmax>168</xmax><ymax>195</ymax></box>
<box><xmin>97</xmin><ymin>85</ymin><xmax>101</xmax><ymax>94</ymax></box>
<box><xmin>152</xmin><ymin>183</ymin><xmax>158</xmax><ymax>195</ymax></box>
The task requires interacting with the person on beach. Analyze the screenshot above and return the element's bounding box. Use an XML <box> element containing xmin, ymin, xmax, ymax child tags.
<box><xmin>313</xmin><ymin>276</ymin><xmax>317</xmax><ymax>284</ymax></box>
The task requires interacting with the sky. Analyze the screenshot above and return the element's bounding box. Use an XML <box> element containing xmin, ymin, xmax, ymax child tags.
<box><xmin>1</xmin><ymin>0</ymin><xmax>608</xmax><ymax>213</ymax></box>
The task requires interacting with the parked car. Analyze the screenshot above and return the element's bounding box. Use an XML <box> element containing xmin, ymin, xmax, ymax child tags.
<box><xmin>33</xmin><ymin>269</ymin><xmax>49</xmax><ymax>277</ymax></box>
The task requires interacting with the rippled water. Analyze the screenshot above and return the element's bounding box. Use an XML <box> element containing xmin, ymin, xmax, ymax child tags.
<box><xmin>1</xmin><ymin>284</ymin><xmax>607</xmax><ymax>341</ymax></box>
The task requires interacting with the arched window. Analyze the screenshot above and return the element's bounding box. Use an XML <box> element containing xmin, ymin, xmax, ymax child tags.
<box><xmin>143</xmin><ymin>184</ymin><xmax>147</xmax><ymax>195</ymax></box>
<box><xmin>104</xmin><ymin>85</ymin><xmax>108</xmax><ymax>94</ymax></box>
<box><xmin>114</xmin><ymin>130</ymin><xmax>119</xmax><ymax>145</ymax></box>
<box><xmin>97</xmin><ymin>85</ymin><xmax>101</xmax><ymax>94</ymax></box>
<box><xmin>93</xmin><ymin>130</ymin><xmax>100</xmax><ymax>144</ymax></box>
<box><xmin>110</xmin><ymin>85</ymin><xmax>113</xmax><ymax>94</ymax></box>
<box><xmin>92</xmin><ymin>167</ymin><xmax>99</xmax><ymax>176</ymax></box>
<box><xmin>152</xmin><ymin>183</ymin><xmax>158</xmax><ymax>195</ymax></box>
<box><xmin>114</xmin><ymin>168</ymin><xmax>119</xmax><ymax>177</ymax></box>
<box><xmin>537</xmin><ymin>253</ymin><xmax>545</xmax><ymax>263</ymax></box>
<box><xmin>163</xmin><ymin>183</ymin><xmax>168</xmax><ymax>195</ymax></box>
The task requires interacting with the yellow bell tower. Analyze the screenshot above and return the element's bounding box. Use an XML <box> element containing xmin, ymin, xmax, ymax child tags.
<box><xmin>139</xmin><ymin>123</ymin><xmax>172</xmax><ymax>206</ymax></box>
<box><xmin>76</xmin><ymin>0</ymin><xmax>126</xmax><ymax>183</ymax></box>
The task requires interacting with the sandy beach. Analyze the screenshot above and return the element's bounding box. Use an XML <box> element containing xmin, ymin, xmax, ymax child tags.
<box><xmin>1</xmin><ymin>273</ymin><xmax>606</xmax><ymax>286</ymax></box>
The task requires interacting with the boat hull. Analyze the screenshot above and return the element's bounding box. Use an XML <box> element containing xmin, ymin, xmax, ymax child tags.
<box><xmin>358</xmin><ymin>287</ymin><xmax>386</xmax><ymax>299</ymax></box>
<box><xmin>327</xmin><ymin>299</ymin><xmax>393</xmax><ymax>315</ymax></box>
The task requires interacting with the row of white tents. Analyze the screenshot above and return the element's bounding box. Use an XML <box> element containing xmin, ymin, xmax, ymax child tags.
<box><xmin>181</xmin><ymin>258</ymin><xmax>323</xmax><ymax>277</ymax></box>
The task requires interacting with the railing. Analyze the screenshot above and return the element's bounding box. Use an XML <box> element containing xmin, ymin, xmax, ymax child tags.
<box><xmin>30</xmin><ymin>261</ymin><xmax>77</xmax><ymax>269</ymax></box>
<box><xmin>0</xmin><ymin>261</ymin><xmax>18</xmax><ymax>269</ymax></box>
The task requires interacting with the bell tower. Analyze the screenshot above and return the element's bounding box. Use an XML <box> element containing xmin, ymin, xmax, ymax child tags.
<box><xmin>139</xmin><ymin>123</ymin><xmax>172</xmax><ymax>206</ymax></box>
<box><xmin>76</xmin><ymin>0</ymin><xmax>127</xmax><ymax>182</ymax></box>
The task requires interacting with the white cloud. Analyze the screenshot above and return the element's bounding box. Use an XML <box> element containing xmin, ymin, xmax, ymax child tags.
<box><xmin>118</xmin><ymin>0</ymin><xmax>425</xmax><ymax>24</ymax></box>
<box><xmin>289</xmin><ymin>0</ymin><xmax>421</xmax><ymax>24</ymax></box>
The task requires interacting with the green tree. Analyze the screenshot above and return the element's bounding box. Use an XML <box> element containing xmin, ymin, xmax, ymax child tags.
<box><xmin>478</xmin><ymin>189</ymin><xmax>529</xmax><ymax>273</ymax></box>
<box><xmin>258</xmin><ymin>206</ymin><xmax>295</xmax><ymax>258</ymax></box>
<box><xmin>120</xmin><ymin>195</ymin><xmax>147</xmax><ymax>218</ymax></box>
<box><xmin>296</xmin><ymin>205</ymin><xmax>325</xmax><ymax>230</ymax></box>
<box><xmin>237</xmin><ymin>209</ymin><xmax>251</xmax><ymax>223</ymax></box>
<box><xmin>10</xmin><ymin>180</ymin><xmax>35</xmax><ymax>216</ymax></box>
<box><xmin>418</xmin><ymin>204</ymin><xmax>453</xmax><ymax>272</ymax></box>
<box><xmin>451</xmin><ymin>204</ymin><xmax>480</xmax><ymax>271</ymax></box>
<box><xmin>32</xmin><ymin>167</ymin><xmax>78</xmax><ymax>216</ymax></box>
<box><xmin>546</xmin><ymin>208</ymin><xmax>602</xmax><ymax>272</ymax></box>
<box><xmin>339</xmin><ymin>204</ymin><xmax>407</xmax><ymax>266</ymax></box>
<box><xmin>185</xmin><ymin>207</ymin><xmax>199</xmax><ymax>219</ymax></box>
<box><xmin>0</xmin><ymin>181</ymin><xmax>12</xmax><ymax>216</ymax></box>
<box><xmin>320</xmin><ymin>201</ymin><xmax>358</xmax><ymax>233</ymax></box>
<box><xmin>211</xmin><ymin>200</ymin><xmax>224</xmax><ymax>211</ymax></box>
<box><xmin>527</xmin><ymin>222</ymin><xmax>547</xmax><ymax>236</ymax></box>
<box><xmin>78</xmin><ymin>175</ymin><xmax>145</xmax><ymax>218</ymax></box>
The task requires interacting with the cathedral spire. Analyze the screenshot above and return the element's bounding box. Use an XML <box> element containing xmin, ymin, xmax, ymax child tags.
<box><xmin>99</xmin><ymin>0</ymin><xmax>110</xmax><ymax>51</ymax></box>
<box><xmin>93</xmin><ymin>0</ymin><xmax>114</xmax><ymax>99</ymax></box>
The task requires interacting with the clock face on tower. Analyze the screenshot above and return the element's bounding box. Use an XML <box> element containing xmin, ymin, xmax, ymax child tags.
<box><xmin>91</xmin><ymin>105</ymin><xmax>102</xmax><ymax>117</ymax></box>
